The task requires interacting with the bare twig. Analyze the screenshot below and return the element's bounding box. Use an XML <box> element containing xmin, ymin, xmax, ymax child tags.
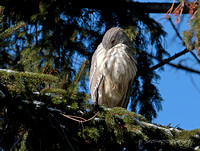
<box><xmin>48</xmin><ymin>113</ymin><xmax>75</xmax><ymax>151</ymax></box>
<box><xmin>168</xmin><ymin>17</ymin><xmax>183</xmax><ymax>41</ymax></box>
<box><xmin>164</xmin><ymin>0</ymin><xmax>176</xmax><ymax>17</ymax></box>
<box><xmin>146</xmin><ymin>51</ymin><xmax>200</xmax><ymax>75</ymax></box>
<box><xmin>190</xmin><ymin>74</ymin><xmax>200</xmax><ymax>93</ymax></box>
<box><xmin>174</xmin><ymin>2</ymin><xmax>184</xmax><ymax>24</ymax></box>
<box><xmin>185</xmin><ymin>0</ymin><xmax>198</xmax><ymax>17</ymax></box>
<box><xmin>168</xmin><ymin>16</ymin><xmax>200</xmax><ymax>64</ymax></box>
<box><xmin>168</xmin><ymin>62</ymin><xmax>200</xmax><ymax>74</ymax></box>
<box><xmin>150</xmin><ymin>48</ymin><xmax>189</xmax><ymax>70</ymax></box>
<box><xmin>189</xmin><ymin>51</ymin><xmax>200</xmax><ymax>64</ymax></box>
<box><xmin>61</xmin><ymin>112</ymin><xmax>99</xmax><ymax>123</ymax></box>
<box><xmin>9</xmin><ymin>128</ymin><xmax>28</xmax><ymax>151</ymax></box>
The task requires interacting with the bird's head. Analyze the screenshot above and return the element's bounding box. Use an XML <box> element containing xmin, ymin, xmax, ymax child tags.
<box><xmin>102</xmin><ymin>27</ymin><xmax>131</xmax><ymax>50</ymax></box>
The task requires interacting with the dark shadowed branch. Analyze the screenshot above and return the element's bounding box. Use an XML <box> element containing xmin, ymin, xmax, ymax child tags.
<box><xmin>168</xmin><ymin>62</ymin><xmax>200</xmax><ymax>74</ymax></box>
<box><xmin>168</xmin><ymin>16</ymin><xmax>200</xmax><ymax>64</ymax></box>
<box><xmin>150</xmin><ymin>48</ymin><xmax>189</xmax><ymax>70</ymax></box>
<box><xmin>70</xmin><ymin>1</ymin><xmax>193</xmax><ymax>14</ymax></box>
<box><xmin>150</xmin><ymin>14</ymin><xmax>200</xmax><ymax>73</ymax></box>
<box><xmin>146</xmin><ymin>50</ymin><xmax>200</xmax><ymax>75</ymax></box>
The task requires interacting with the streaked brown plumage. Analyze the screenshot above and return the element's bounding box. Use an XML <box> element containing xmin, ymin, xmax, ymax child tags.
<box><xmin>89</xmin><ymin>27</ymin><xmax>137</xmax><ymax>108</ymax></box>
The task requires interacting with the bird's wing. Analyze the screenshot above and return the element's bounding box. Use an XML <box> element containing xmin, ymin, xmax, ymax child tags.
<box><xmin>89</xmin><ymin>47</ymin><xmax>104</xmax><ymax>105</ymax></box>
<box><xmin>118</xmin><ymin>44</ymin><xmax>136</xmax><ymax>108</ymax></box>
<box><xmin>121</xmin><ymin>79</ymin><xmax>133</xmax><ymax>108</ymax></box>
<box><xmin>119</xmin><ymin>43</ymin><xmax>137</xmax><ymax>109</ymax></box>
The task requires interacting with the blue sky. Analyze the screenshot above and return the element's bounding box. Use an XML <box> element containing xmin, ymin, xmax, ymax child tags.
<box><xmin>148</xmin><ymin>11</ymin><xmax>200</xmax><ymax>130</ymax></box>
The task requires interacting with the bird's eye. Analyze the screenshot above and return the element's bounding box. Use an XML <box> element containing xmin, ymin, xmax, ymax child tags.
<box><xmin>111</xmin><ymin>40</ymin><xmax>115</xmax><ymax>45</ymax></box>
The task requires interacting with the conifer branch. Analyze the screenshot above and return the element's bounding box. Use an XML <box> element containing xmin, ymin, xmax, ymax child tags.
<box><xmin>74</xmin><ymin>60</ymin><xmax>88</xmax><ymax>85</ymax></box>
<box><xmin>0</xmin><ymin>22</ymin><xmax>26</xmax><ymax>39</ymax></box>
<box><xmin>0</xmin><ymin>69</ymin><xmax>59</xmax><ymax>82</ymax></box>
<box><xmin>70</xmin><ymin>59</ymin><xmax>88</xmax><ymax>96</ymax></box>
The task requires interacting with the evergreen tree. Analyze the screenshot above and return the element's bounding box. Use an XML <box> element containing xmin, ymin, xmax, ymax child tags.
<box><xmin>0</xmin><ymin>1</ymin><xmax>200</xmax><ymax>150</ymax></box>
<box><xmin>0</xmin><ymin>0</ymin><xmax>168</xmax><ymax>120</ymax></box>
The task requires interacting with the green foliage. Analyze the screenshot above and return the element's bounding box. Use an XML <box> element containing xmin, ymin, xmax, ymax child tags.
<box><xmin>0</xmin><ymin>76</ymin><xmax>200</xmax><ymax>150</ymax></box>
<box><xmin>1</xmin><ymin>1</ymin><xmax>200</xmax><ymax>150</ymax></box>
<box><xmin>0</xmin><ymin>67</ymin><xmax>90</xmax><ymax>150</ymax></box>
<box><xmin>0</xmin><ymin>6</ymin><xmax>26</xmax><ymax>69</ymax></box>
<box><xmin>0</xmin><ymin>0</ymin><xmax>169</xmax><ymax>120</ymax></box>
<box><xmin>0</xmin><ymin>69</ymin><xmax>59</xmax><ymax>95</ymax></box>
<box><xmin>183</xmin><ymin>3</ymin><xmax>200</xmax><ymax>55</ymax></box>
<box><xmin>0</xmin><ymin>21</ymin><xmax>25</xmax><ymax>40</ymax></box>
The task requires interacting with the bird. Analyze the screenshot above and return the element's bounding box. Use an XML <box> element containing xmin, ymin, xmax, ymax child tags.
<box><xmin>89</xmin><ymin>27</ymin><xmax>137</xmax><ymax>109</ymax></box>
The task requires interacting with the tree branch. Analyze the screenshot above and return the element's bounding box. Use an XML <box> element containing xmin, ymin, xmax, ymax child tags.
<box><xmin>71</xmin><ymin>1</ymin><xmax>193</xmax><ymax>14</ymax></box>
<box><xmin>168</xmin><ymin>17</ymin><xmax>183</xmax><ymax>41</ymax></box>
<box><xmin>150</xmin><ymin>48</ymin><xmax>189</xmax><ymax>70</ymax></box>
<box><xmin>189</xmin><ymin>51</ymin><xmax>200</xmax><ymax>64</ymax></box>
<box><xmin>146</xmin><ymin>50</ymin><xmax>200</xmax><ymax>75</ymax></box>
<box><xmin>168</xmin><ymin>62</ymin><xmax>200</xmax><ymax>74</ymax></box>
<box><xmin>168</xmin><ymin>16</ymin><xmax>200</xmax><ymax>64</ymax></box>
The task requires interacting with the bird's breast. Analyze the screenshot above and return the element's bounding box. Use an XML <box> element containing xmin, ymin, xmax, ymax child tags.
<box><xmin>96</xmin><ymin>43</ymin><xmax>137</xmax><ymax>100</ymax></box>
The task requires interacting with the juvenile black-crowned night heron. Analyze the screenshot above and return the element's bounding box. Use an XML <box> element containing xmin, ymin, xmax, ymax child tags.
<box><xmin>89</xmin><ymin>27</ymin><xmax>137</xmax><ymax>108</ymax></box>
